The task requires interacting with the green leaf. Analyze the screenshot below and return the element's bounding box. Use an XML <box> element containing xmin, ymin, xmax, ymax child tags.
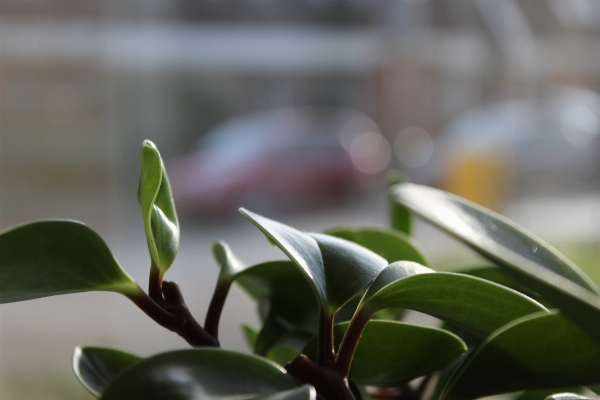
<box><xmin>237</xmin><ymin>261</ymin><xmax>318</xmax><ymax>356</ymax></box>
<box><xmin>255</xmin><ymin>385</ymin><xmax>316</xmax><ymax>400</ymax></box>
<box><xmin>242</xmin><ymin>324</ymin><xmax>302</xmax><ymax>366</ymax></box>
<box><xmin>73</xmin><ymin>346</ymin><xmax>142</xmax><ymax>397</ymax></box>
<box><xmin>386</xmin><ymin>170</ymin><xmax>412</xmax><ymax>235</ymax></box>
<box><xmin>240</xmin><ymin>209</ymin><xmax>387</xmax><ymax>316</ymax></box>
<box><xmin>138</xmin><ymin>140</ymin><xmax>179</xmax><ymax>279</ymax></box>
<box><xmin>391</xmin><ymin>183</ymin><xmax>599</xmax><ymax>292</ymax></box>
<box><xmin>204</xmin><ymin>241</ymin><xmax>252</xmax><ymax>337</ymax></box>
<box><xmin>390</xmin><ymin>183</ymin><xmax>600</xmax><ymax>344</ymax></box>
<box><xmin>304</xmin><ymin>320</ymin><xmax>466</xmax><ymax>386</ymax></box>
<box><xmin>458</xmin><ymin>266</ymin><xmax>550</xmax><ymax>306</ymax></box>
<box><xmin>357</xmin><ymin>262</ymin><xmax>548</xmax><ymax>339</ymax></box>
<box><xmin>545</xmin><ymin>395</ymin><xmax>595</xmax><ymax>400</ymax></box>
<box><xmin>0</xmin><ymin>220</ymin><xmax>141</xmax><ymax>303</ymax></box>
<box><xmin>442</xmin><ymin>311</ymin><xmax>600</xmax><ymax>400</ymax></box>
<box><xmin>310</xmin><ymin>233</ymin><xmax>388</xmax><ymax>315</ymax></box>
<box><xmin>587</xmin><ymin>384</ymin><xmax>600</xmax><ymax>395</ymax></box>
<box><xmin>212</xmin><ymin>240</ymin><xmax>248</xmax><ymax>285</ymax></box>
<box><xmin>515</xmin><ymin>388</ymin><xmax>584</xmax><ymax>400</ymax></box>
<box><xmin>236</xmin><ymin>261</ymin><xmax>318</xmax><ymax>331</ymax></box>
<box><xmin>101</xmin><ymin>348</ymin><xmax>298</xmax><ymax>400</ymax></box>
<box><xmin>325</xmin><ymin>227</ymin><xmax>428</xmax><ymax>265</ymax></box>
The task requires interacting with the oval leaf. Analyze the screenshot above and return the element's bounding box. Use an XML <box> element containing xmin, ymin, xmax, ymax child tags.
<box><xmin>236</xmin><ymin>261</ymin><xmax>319</xmax><ymax>355</ymax></box>
<box><xmin>309</xmin><ymin>233</ymin><xmax>387</xmax><ymax>314</ymax></box>
<box><xmin>73</xmin><ymin>346</ymin><xmax>142</xmax><ymax>397</ymax></box>
<box><xmin>387</xmin><ymin>170</ymin><xmax>412</xmax><ymax>235</ymax></box>
<box><xmin>358</xmin><ymin>262</ymin><xmax>548</xmax><ymax>339</ymax></box>
<box><xmin>325</xmin><ymin>227</ymin><xmax>428</xmax><ymax>265</ymax></box>
<box><xmin>391</xmin><ymin>183</ymin><xmax>600</xmax><ymax>344</ymax></box>
<box><xmin>255</xmin><ymin>385</ymin><xmax>316</xmax><ymax>400</ymax></box>
<box><xmin>101</xmin><ymin>348</ymin><xmax>297</xmax><ymax>400</ymax></box>
<box><xmin>442</xmin><ymin>311</ymin><xmax>600</xmax><ymax>400</ymax></box>
<box><xmin>391</xmin><ymin>183</ymin><xmax>599</xmax><ymax>292</ymax></box>
<box><xmin>237</xmin><ymin>261</ymin><xmax>319</xmax><ymax>331</ymax></box>
<box><xmin>458</xmin><ymin>265</ymin><xmax>549</xmax><ymax>306</ymax></box>
<box><xmin>545</xmin><ymin>393</ymin><xmax>593</xmax><ymax>400</ymax></box>
<box><xmin>240</xmin><ymin>208</ymin><xmax>326</xmax><ymax>309</ymax></box>
<box><xmin>212</xmin><ymin>241</ymin><xmax>248</xmax><ymax>284</ymax></box>
<box><xmin>0</xmin><ymin>220</ymin><xmax>141</xmax><ymax>303</ymax></box>
<box><xmin>138</xmin><ymin>140</ymin><xmax>179</xmax><ymax>278</ymax></box>
<box><xmin>240</xmin><ymin>209</ymin><xmax>387</xmax><ymax>315</ymax></box>
<box><xmin>304</xmin><ymin>320</ymin><xmax>466</xmax><ymax>386</ymax></box>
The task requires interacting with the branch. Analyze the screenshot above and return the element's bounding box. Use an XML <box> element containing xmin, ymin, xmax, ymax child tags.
<box><xmin>285</xmin><ymin>354</ymin><xmax>355</xmax><ymax>400</ymax></box>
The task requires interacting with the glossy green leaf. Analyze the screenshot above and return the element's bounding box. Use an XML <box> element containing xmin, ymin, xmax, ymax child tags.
<box><xmin>357</xmin><ymin>261</ymin><xmax>548</xmax><ymax>339</ymax></box>
<box><xmin>545</xmin><ymin>394</ymin><xmax>595</xmax><ymax>400</ymax></box>
<box><xmin>442</xmin><ymin>311</ymin><xmax>600</xmax><ymax>400</ymax></box>
<box><xmin>242</xmin><ymin>324</ymin><xmax>301</xmax><ymax>366</ymax></box>
<box><xmin>390</xmin><ymin>183</ymin><xmax>600</xmax><ymax>344</ymax></box>
<box><xmin>212</xmin><ymin>241</ymin><xmax>248</xmax><ymax>285</ymax></box>
<box><xmin>391</xmin><ymin>183</ymin><xmax>599</xmax><ymax>292</ymax></box>
<box><xmin>310</xmin><ymin>232</ymin><xmax>387</xmax><ymax>314</ymax></box>
<box><xmin>101</xmin><ymin>349</ymin><xmax>298</xmax><ymax>400</ymax></box>
<box><xmin>458</xmin><ymin>266</ymin><xmax>532</xmax><ymax>295</ymax></box>
<box><xmin>0</xmin><ymin>220</ymin><xmax>141</xmax><ymax>303</ymax></box>
<box><xmin>138</xmin><ymin>140</ymin><xmax>179</xmax><ymax>279</ymax></box>
<box><xmin>387</xmin><ymin>170</ymin><xmax>412</xmax><ymax>235</ymax></box>
<box><xmin>325</xmin><ymin>227</ymin><xmax>428</xmax><ymax>265</ymax></box>
<box><xmin>304</xmin><ymin>320</ymin><xmax>466</xmax><ymax>386</ymax></box>
<box><xmin>240</xmin><ymin>209</ymin><xmax>387</xmax><ymax>316</ymax></box>
<box><xmin>587</xmin><ymin>384</ymin><xmax>600</xmax><ymax>395</ymax></box>
<box><xmin>236</xmin><ymin>261</ymin><xmax>318</xmax><ymax>355</ymax></box>
<box><xmin>255</xmin><ymin>385</ymin><xmax>316</xmax><ymax>400</ymax></box>
<box><xmin>204</xmin><ymin>241</ymin><xmax>252</xmax><ymax>338</ymax></box>
<box><xmin>458</xmin><ymin>266</ymin><xmax>549</xmax><ymax>306</ymax></box>
<box><xmin>515</xmin><ymin>388</ymin><xmax>585</xmax><ymax>400</ymax></box>
<box><xmin>236</xmin><ymin>261</ymin><xmax>318</xmax><ymax>330</ymax></box>
<box><xmin>73</xmin><ymin>346</ymin><xmax>142</xmax><ymax>397</ymax></box>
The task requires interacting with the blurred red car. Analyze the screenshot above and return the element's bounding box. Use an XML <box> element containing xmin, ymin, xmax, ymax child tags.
<box><xmin>168</xmin><ymin>107</ymin><xmax>391</xmax><ymax>217</ymax></box>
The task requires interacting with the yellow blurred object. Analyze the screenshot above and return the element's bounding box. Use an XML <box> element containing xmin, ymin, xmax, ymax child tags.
<box><xmin>440</xmin><ymin>149</ymin><xmax>515</xmax><ymax>211</ymax></box>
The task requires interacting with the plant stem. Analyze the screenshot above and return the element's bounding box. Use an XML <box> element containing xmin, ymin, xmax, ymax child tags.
<box><xmin>148</xmin><ymin>263</ymin><xmax>163</xmax><ymax>304</ymax></box>
<box><xmin>316</xmin><ymin>310</ymin><xmax>336</xmax><ymax>368</ymax></box>
<box><xmin>285</xmin><ymin>354</ymin><xmax>356</xmax><ymax>400</ymax></box>
<box><xmin>162</xmin><ymin>281</ymin><xmax>220</xmax><ymax>347</ymax></box>
<box><xmin>127</xmin><ymin>282</ymin><xmax>219</xmax><ymax>347</ymax></box>
<box><xmin>203</xmin><ymin>279</ymin><xmax>232</xmax><ymax>339</ymax></box>
<box><xmin>335</xmin><ymin>311</ymin><xmax>370</xmax><ymax>377</ymax></box>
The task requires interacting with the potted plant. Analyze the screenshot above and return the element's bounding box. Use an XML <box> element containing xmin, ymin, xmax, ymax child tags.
<box><xmin>1</xmin><ymin>140</ymin><xmax>599</xmax><ymax>399</ymax></box>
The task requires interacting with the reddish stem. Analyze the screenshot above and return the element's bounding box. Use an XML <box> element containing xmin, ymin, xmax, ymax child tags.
<box><xmin>317</xmin><ymin>310</ymin><xmax>336</xmax><ymax>368</ymax></box>
<box><xmin>285</xmin><ymin>355</ymin><xmax>355</xmax><ymax>400</ymax></box>
<box><xmin>335</xmin><ymin>311</ymin><xmax>371</xmax><ymax>377</ymax></box>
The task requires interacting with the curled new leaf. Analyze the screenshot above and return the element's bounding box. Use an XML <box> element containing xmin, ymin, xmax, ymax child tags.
<box><xmin>138</xmin><ymin>140</ymin><xmax>179</xmax><ymax>279</ymax></box>
<box><xmin>390</xmin><ymin>183</ymin><xmax>600</xmax><ymax>344</ymax></box>
<box><xmin>100</xmin><ymin>348</ymin><xmax>298</xmax><ymax>400</ymax></box>
<box><xmin>73</xmin><ymin>346</ymin><xmax>142</xmax><ymax>397</ymax></box>
<box><xmin>0</xmin><ymin>220</ymin><xmax>141</xmax><ymax>303</ymax></box>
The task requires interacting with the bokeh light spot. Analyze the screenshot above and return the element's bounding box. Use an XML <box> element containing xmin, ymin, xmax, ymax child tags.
<box><xmin>395</xmin><ymin>127</ymin><xmax>434</xmax><ymax>168</ymax></box>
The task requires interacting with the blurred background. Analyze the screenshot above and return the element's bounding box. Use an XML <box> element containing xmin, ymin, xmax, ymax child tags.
<box><xmin>3</xmin><ymin>1</ymin><xmax>600</xmax><ymax>398</ymax></box>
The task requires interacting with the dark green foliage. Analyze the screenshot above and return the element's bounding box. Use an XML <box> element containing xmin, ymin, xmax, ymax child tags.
<box><xmin>2</xmin><ymin>141</ymin><xmax>600</xmax><ymax>399</ymax></box>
